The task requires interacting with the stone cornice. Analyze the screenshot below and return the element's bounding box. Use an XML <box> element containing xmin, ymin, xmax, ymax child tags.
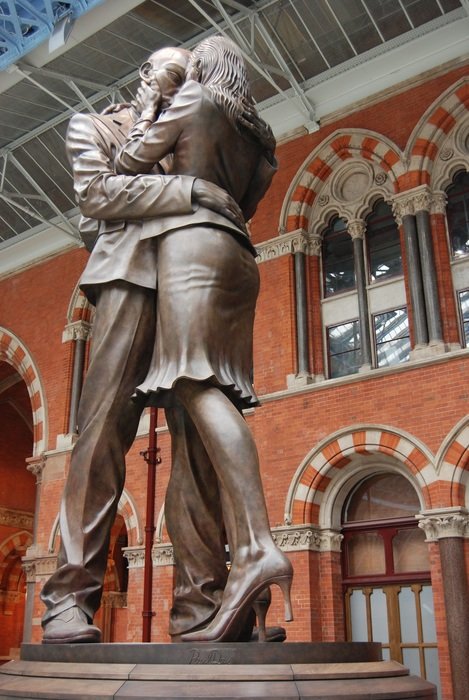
<box><xmin>255</xmin><ymin>229</ymin><xmax>321</xmax><ymax>263</ymax></box>
<box><xmin>272</xmin><ymin>525</ymin><xmax>343</xmax><ymax>553</ymax></box>
<box><xmin>417</xmin><ymin>507</ymin><xmax>469</xmax><ymax>541</ymax></box>
<box><xmin>22</xmin><ymin>555</ymin><xmax>58</xmax><ymax>581</ymax></box>
<box><xmin>123</xmin><ymin>544</ymin><xmax>175</xmax><ymax>568</ymax></box>
<box><xmin>0</xmin><ymin>506</ymin><xmax>34</xmax><ymax>530</ymax></box>
<box><xmin>102</xmin><ymin>592</ymin><xmax>127</xmax><ymax>607</ymax></box>
<box><xmin>123</xmin><ymin>527</ymin><xmax>344</xmax><ymax>569</ymax></box>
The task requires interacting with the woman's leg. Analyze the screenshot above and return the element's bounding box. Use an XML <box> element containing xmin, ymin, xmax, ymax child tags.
<box><xmin>174</xmin><ymin>378</ymin><xmax>293</xmax><ymax>642</ymax></box>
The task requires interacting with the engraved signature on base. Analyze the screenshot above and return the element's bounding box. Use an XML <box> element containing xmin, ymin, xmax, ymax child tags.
<box><xmin>189</xmin><ymin>648</ymin><xmax>235</xmax><ymax>664</ymax></box>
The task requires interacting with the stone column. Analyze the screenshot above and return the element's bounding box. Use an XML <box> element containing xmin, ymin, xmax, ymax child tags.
<box><xmin>392</xmin><ymin>195</ymin><xmax>429</xmax><ymax>348</ymax></box>
<box><xmin>287</xmin><ymin>230</ymin><xmax>314</xmax><ymax>387</ymax></box>
<box><xmin>309</xmin><ymin>235</ymin><xmax>325</xmax><ymax>380</ymax></box>
<box><xmin>23</xmin><ymin>455</ymin><xmax>46</xmax><ymax>643</ymax></box>
<box><xmin>293</xmin><ymin>233</ymin><xmax>311</xmax><ymax>379</ymax></box>
<box><xmin>413</xmin><ymin>188</ymin><xmax>443</xmax><ymax>347</ymax></box>
<box><xmin>66</xmin><ymin>321</ymin><xmax>91</xmax><ymax>434</ymax></box>
<box><xmin>418</xmin><ymin>507</ymin><xmax>469</xmax><ymax>700</ymax></box>
<box><xmin>347</xmin><ymin>219</ymin><xmax>372</xmax><ymax>370</ymax></box>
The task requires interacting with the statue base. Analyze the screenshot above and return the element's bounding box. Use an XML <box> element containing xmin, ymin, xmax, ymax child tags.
<box><xmin>0</xmin><ymin>643</ymin><xmax>436</xmax><ymax>699</ymax></box>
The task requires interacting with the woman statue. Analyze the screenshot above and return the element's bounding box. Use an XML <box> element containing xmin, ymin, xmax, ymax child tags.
<box><xmin>115</xmin><ymin>35</ymin><xmax>293</xmax><ymax>643</ymax></box>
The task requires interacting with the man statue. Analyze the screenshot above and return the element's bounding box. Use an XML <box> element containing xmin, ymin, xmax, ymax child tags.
<box><xmin>40</xmin><ymin>47</ymin><xmax>244</xmax><ymax>644</ymax></box>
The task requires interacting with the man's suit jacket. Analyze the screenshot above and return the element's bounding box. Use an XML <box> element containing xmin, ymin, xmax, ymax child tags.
<box><xmin>115</xmin><ymin>81</ymin><xmax>276</xmax><ymax>254</ymax></box>
<box><xmin>65</xmin><ymin>108</ymin><xmax>195</xmax><ymax>302</ymax></box>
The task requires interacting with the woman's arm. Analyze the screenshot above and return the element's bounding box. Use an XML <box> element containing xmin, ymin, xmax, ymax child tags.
<box><xmin>114</xmin><ymin>82</ymin><xmax>199</xmax><ymax>175</ymax></box>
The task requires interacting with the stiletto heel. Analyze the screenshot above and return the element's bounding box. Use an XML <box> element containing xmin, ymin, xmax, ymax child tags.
<box><xmin>180</xmin><ymin>548</ymin><xmax>294</xmax><ymax>643</ymax></box>
<box><xmin>276</xmin><ymin>576</ymin><xmax>293</xmax><ymax>622</ymax></box>
<box><xmin>252</xmin><ymin>587</ymin><xmax>270</xmax><ymax>642</ymax></box>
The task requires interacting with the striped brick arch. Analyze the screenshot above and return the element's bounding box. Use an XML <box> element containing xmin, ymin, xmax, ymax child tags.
<box><xmin>67</xmin><ymin>283</ymin><xmax>94</xmax><ymax>325</ymax></box>
<box><xmin>48</xmin><ymin>487</ymin><xmax>142</xmax><ymax>553</ymax></box>
<box><xmin>0</xmin><ymin>531</ymin><xmax>33</xmax><ymax>589</ymax></box>
<box><xmin>0</xmin><ymin>327</ymin><xmax>46</xmax><ymax>456</ymax></box>
<box><xmin>435</xmin><ymin>418</ymin><xmax>469</xmax><ymax>507</ymax></box>
<box><xmin>285</xmin><ymin>426</ymin><xmax>437</xmax><ymax>526</ymax></box>
<box><xmin>281</xmin><ymin>130</ymin><xmax>404</xmax><ymax>234</ymax></box>
<box><xmin>406</xmin><ymin>77</ymin><xmax>469</xmax><ymax>188</ymax></box>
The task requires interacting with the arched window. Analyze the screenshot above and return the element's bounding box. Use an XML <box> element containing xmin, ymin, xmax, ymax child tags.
<box><xmin>446</xmin><ymin>170</ymin><xmax>469</xmax><ymax>259</ymax></box>
<box><xmin>458</xmin><ymin>289</ymin><xmax>469</xmax><ymax>347</ymax></box>
<box><xmin>322</xmin><ymin>217</ymin><xmax>355</xmax><ymax>297</ymax></box>
<box><xmin>342</xmin><ymin>473</ymin><xmax>440</xmax><ymax>695</ymax></box>
<box><xmin>366</xmin><ymin>200</ymin><xmax>402</xmax><ymax>282</ymax></box>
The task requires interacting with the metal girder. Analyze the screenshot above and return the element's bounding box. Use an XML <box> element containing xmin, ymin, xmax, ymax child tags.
<box><xmin>0</xmin><ymin>0</ymin><xmax>104</xmax><ymax>71</ymax></box>
<box><xmin>0</xmin><ymin>190</ymin><xmax>79</xmax><ymax>239</ymax></box>
<box><xmin>188</xmin><ymin>0</ymin><xmax>318</xmax><ymax>128</ymax></box>
<box><xmin>0</xmin><ymin>148</ymin><xmax>79</xmax><ymax>240</ymax></box>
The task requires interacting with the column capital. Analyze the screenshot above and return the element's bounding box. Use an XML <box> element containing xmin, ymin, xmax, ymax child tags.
<box><xmin>417</xmin><ymin>507</ymin><xmax>469</xmax><ymax>541</ymax></box>
<box><xmin>62</xmin><ymin>320</ymin><xmax>92</xmax><ymax>343</ymax></box>
<box><xmin>26</xmin><ymin>455</ymin><xmax>46</xmax><ymax>484</ymax></box>
<box><xmin>123</xmin><ymin>545</ymin><xmax>145</xmax><ymax>568</ymax></box>
<box><xmin>309</xmin><ymin>234</ymin><xmax>322</xmax><ymax>257</ymax></box>
<box><xmin>391</xmin><ymin>185</ymin><xmax>443</xmax><ymax>223</ymax></box>
<box><xmin>347</xmin><ymin>219</ymin><xmax>366</xmax><ymax>240</ymax></box>
<box><xmin>430</xmin><ymin>191</ymin><xmax>447</xmax><ymax>216</ymax></box>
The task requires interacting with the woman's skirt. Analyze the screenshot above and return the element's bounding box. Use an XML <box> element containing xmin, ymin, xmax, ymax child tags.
<box><xmin>135</xmin><ymin>226</ymin><xmax>260</xmax><ymax>409</ymax></box>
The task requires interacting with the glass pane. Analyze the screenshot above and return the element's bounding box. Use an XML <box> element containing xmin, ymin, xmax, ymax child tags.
<box><xmin>459</xmin><ymin>290</ymin><xmax>469</xmax><ymax>347</ymax></box>
<box><xmin>420</xmin><ymin>586</ymin><xmax>437</xmax><ymax>642</ymax></box>
<box><xmin>382</xmin><ymin>647</ymin><xmax>391</xmax><ymax>660</ymax></box>
<box><xmin>330</xmin><ymin>0</ymin><xmax>381</xmax><ymax>53</ymax></box>
<box><xmin>403</xmin><ymin>647</ymin><xmax>421</xmax><ymax>677</ymax></box>
<box><xmin>347</xmin><ymin>532</ymin><xmax>386</xmax><ymax>575</ymax></box>
<box><xmin>298</xmin><ymin>1</ymin><xmax>355</xmax><ymax>67</ymax></box>
<box><xmin>424</xmin><ymin>648</ymin><xmax>441</xmax><ymax>698</ymax></box>
<box><xmin>349</xmin><ymin>589</ymin><xmax>368</xmax><ymax>641</ymax></box>
<box><xmin>328</xmin><ymin>320</ymin><xmax>361</xmax><ymax>379</ymax></box>
<box><xmin>323</xmin><ymin>218</ymin><xmax>355</xmax><ymax>296</ymax></box>
<box><xmin>367</xmin><ymin>200</ymin><xmax>402</xmax><ymax>281</ymax></box>
<box><xmin>446</xmin><ymin>170</ymin><xmax>469</xmax><ymax>258</ymax></box>
<box><xmin>364</xmin><ymin>0</ymin><xmax>411</xmax><ymax>40</ymax></box>
<box><xmin>345</xmin><ymin>474</ymin><xmax>420</xmax><ymax>522</ymax></box>
<box><xmin>393</xmin><ymin>528</ymin><xmax>430</xmax><ymax>573</ymax></box>
<box><xmin>401</xmin><ymin>0</ymin><xmax>442</xmax><ymax>27</ymax></box>
<box><xmin>374</xmin><ymin>308</ymin><xmax>410</xmax><ymax>367</ymax></box>
<box><xmin>370</xmin><ymin>588</ymin><xmax>389</xmax><ymax>643</ymax></box>
<box><xmin>399</xmin><ymin>587</ymin><xmax>419</xmax><ymax>643</ymax></box>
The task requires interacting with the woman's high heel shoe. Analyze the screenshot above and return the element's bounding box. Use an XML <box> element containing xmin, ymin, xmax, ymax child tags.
<box><xmin>252</xmin><ymin>587</ymin><xmax>270</xmax><ymax>642</ymax></box>
<box><xmin>180</xmin><ymin>550</ymin><xmax>293</xmax><ymax>643</ymax></box>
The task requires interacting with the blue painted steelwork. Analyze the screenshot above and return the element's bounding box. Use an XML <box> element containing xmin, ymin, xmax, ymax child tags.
<box><xmin>0</xmin><ymin>0</ymin><xmax>104</xmax><ymax>70</ymax></box>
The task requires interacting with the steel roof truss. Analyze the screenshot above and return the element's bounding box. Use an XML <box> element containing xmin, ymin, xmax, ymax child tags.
<box><xmin>7</xmin><ymin>153</ymin><xmax>79</xmax><ymax>239</ymax></box>
<box><xmin>189</xmin><ymin>0</ymin><xmax>318</xmax><ymax>126</ymax></box>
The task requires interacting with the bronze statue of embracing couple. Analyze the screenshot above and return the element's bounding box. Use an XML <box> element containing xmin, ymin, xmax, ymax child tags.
<box><xmin>41</xmin><ymin>35</ymin><xmax>293</xmax><ymax>645</ymax></box>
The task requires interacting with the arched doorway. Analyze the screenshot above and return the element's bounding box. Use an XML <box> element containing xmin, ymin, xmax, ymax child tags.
<box><xmin>94</xmin><ymin>514</ymin><xmax>129</xmax><ymax>642</ymax></box>
<box><xmin>0</xmin><ymin>361</ymin><xmax>35</xmax><ymax>662</ymax></box>
<box><xmin>342</xmin><ymin>473</ymin><xmax>440</xmax><ymax>696</ymax></box>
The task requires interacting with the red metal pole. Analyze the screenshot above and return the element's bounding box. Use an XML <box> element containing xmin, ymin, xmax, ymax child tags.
<box><xmin>140</xmin><ymin>406</ymin><xmax>160</xmax><ymax>642</ymax></box>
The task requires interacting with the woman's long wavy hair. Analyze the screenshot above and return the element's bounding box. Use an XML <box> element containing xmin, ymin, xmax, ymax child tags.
<box><xmin>190</xmin><ymin>35</ymin><xmax>272</xmax><ymax>150</ymax></box>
